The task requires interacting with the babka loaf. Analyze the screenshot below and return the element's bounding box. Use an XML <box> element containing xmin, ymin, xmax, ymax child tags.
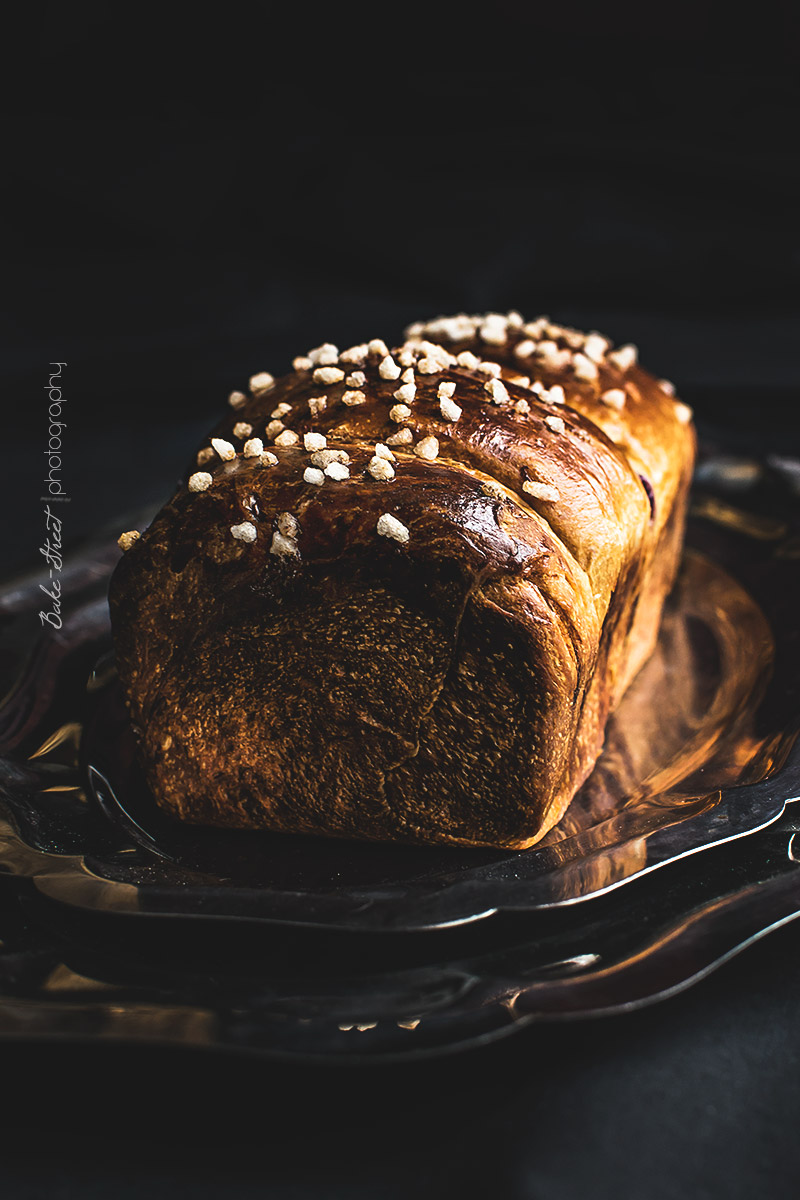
<box><xmin>109</xmin><ymin>312</ymin><xmax>695</xmax><ymax>848</ymax></box>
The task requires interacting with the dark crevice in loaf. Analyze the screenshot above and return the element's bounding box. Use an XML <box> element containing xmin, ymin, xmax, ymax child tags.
<box><xmin>638</xmin><ymin>474</ymin><xmax>656</xmax><ymax>521</ymax></box>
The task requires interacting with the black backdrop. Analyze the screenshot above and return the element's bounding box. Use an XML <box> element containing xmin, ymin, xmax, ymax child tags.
<box><xmin>2</xmin><ymin>4</ymin><xmax>800</xmax><ymax>1197</ymax></box>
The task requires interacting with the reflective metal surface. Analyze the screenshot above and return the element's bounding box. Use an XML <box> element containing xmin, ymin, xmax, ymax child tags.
<box><xmin>0</xmin><ymin>808</ymin><xmax>797</xmax><ymax>1060</ymax></box>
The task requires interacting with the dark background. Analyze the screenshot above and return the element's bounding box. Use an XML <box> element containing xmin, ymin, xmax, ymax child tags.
<box><xmin>4</xmin><ymin>1</ymin><xmax>800</xmax><ymax>569</ymax></box>
<box><xmin>2</xmin><ymin>3</ymin><xmax>800</xmax><ymax>1197</ymax></box>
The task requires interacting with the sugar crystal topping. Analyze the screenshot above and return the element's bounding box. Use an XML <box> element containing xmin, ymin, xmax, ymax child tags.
<box><xmin>377</xmin><ymin>513</ymin><xmax>409</xmax><ymax>543</ymax></box>
<box><xmin>368</xmin><ymin>455</ymin><xmax>395</xmax><ymax>481</ymax></box>
<box><xmin>249</xmin><ymin>372</ymin><xmax>275</xmax><ymax>395</ymax></box>
<box><xmin>231</xmin><ymin>521</ymin><xmax>257</xmax><ymax>542</ymax></box>
<box><xmin>313</xmin><ymin>366</ymin><xmax>345</xmax><ymax>385</ymax></box>
<box><xmin>393</xmin><ymin>382</ymin><xmax>416</xmax><ymax>404</ymax></box>
<box><xmin>270</xmin><ymin>531</ymin><xmax>298</xmax><ymax>557</ymax></box>
<box><xmin>379</xmin><ymin>355</ymin><xmax>401</xmax><ymax>380</ymax></box>
<box><xmin>303</xmin><ymin>431</ymin><xmax>327</xmax><ymax>452</ymax></box>
<box><xmin>439</xmin><ymin>397</ymin><xmax>462</xmax><ymax>422</ymax></box>
<box><xmin>415</xmin><ymin>436</ymin><xmax>439</xmax><ymax>461</ymax></box>
<box><xmin>211</xmin><ymin>437</ymin><xmax>236</xmax><ymax>461</ymax></box>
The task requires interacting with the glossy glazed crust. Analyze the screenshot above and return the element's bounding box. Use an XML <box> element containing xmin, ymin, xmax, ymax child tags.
<box><xmin>109</xmin><ymin>316</ymin><xmax>695</xmax><ymax>848</ymax></box>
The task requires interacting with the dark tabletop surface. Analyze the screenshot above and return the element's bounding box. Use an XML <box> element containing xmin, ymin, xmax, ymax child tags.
<box><xmin>3</xmin><ymin>5</ymin><xmax>800</xmax><ymax>1197</ymax></box>
<box><xmin>0</xmin><ymin>918</ymin><xmax>796</xmax><ymax>1200</ymax></box>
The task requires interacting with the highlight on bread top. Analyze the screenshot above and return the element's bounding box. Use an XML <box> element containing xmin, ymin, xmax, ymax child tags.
<box><xmin>110</xmin><ymin>312</ymin><xmax>696</xmax><ymax>849</ymax></box>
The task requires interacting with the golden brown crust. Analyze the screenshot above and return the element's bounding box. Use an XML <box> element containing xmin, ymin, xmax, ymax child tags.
<box><xmin>109</xmin><ymin>313</ymin><xmax>695</xmax><ymax>848</ymax></box>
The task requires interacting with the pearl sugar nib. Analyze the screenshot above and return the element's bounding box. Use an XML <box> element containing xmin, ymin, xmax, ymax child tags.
<box><xmin>249</xmin><ymin>372</ymin><xmax>275</xmax><ymax>396</ymax></box>
<box><xmin>368</xmin><ymin>455</ymin><xmax>396</xmax><ymax>481</ymax></box>
<box><xmin>377</xmin><ymin>513</ymin><xmax>409</xmax><ymax>543</ymax></box>
<box><xmin>231</xmin><ymin>521</ymin><xmax>257</xmax><ymax>543</ymax></box>
<box><xmin>117</xmin><ymin>530</ymin><xmax>140</xmax><ymax>552</ymax></box>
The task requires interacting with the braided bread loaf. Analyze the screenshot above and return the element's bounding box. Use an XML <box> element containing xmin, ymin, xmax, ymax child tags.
<box><xmin>109</xmin><ymin>312</ymin><xmax>695</xmax><ymax>848</ymax></box>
